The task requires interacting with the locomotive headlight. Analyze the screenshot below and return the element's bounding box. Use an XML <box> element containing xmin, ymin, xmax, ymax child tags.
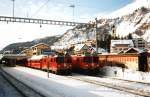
<box><xmin>69</xmin><ymin>64</ymin><xmax>72</xmax><ymax>67</ymax></box>
<box><xmin>64</xmin><ymin>64</ymin><xmax>67</xmax><ymax>67</ymax></box>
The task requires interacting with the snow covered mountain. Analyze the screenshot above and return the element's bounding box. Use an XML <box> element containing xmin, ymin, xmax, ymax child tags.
<box><xmin>54</xmin><ymin>0</ymin><xmax>150</xmax><ymax>47</ymax></box>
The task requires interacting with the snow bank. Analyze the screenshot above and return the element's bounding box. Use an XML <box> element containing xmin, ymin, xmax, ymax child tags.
<box><xmin>100</xmin><ymin>66</ymin><xmax>150</xmax><ymax>83</ymax></box>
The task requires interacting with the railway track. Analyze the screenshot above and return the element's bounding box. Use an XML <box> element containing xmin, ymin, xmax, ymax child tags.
<box><xmin>68</xmin><ymin>73</ymin><xmax>150</xmax><ymax>97</ymax></box>
<box><xmin>0</xmin><ymin>67</ymin><xmax>45</xmax><ymax>97</ymax></box>
<box><xmin>110</xmin><ymin>77</ymin><xmax>150</xmax><ymax>85</ymax></box>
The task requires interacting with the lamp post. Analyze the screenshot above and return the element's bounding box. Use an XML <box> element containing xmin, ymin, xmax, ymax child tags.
<box><xmin>47</xmin><ymin>54</ymin><xmax>50</xmax><ymax>78</ymax></box>
<box><xmin>11</xmin><ymin>0</ymin><xmax>15</xmax><ymax>17</ymax></box>
<box><xmin>95</xmin><ymin>18</ymin><xmax>98</xmax><ymax>54</ymax></box>
<box><xmin>69</xmin><ymin>4</ymin><xmax>75</xmax><ymax>22</ymax></box>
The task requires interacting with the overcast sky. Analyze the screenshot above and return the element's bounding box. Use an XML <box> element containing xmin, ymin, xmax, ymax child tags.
<box><xmin>0</xmin><ymin>0</ymin><xmax>133</xmax><ymax>50</ymax></box>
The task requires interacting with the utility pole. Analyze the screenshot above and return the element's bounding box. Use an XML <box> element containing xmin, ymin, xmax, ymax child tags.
<box><xmin>69</xmin><ymin>4</ymin><xmax>75</xmax><ymax>22</ymax></box>
<box><xmin>95</xmin><ymin>18</ymin><xmax>98</xmax><ymax>54</ymax></box>
<box><xmin>11</xmin><ymin>0</ymin><xmax>15</xmax><ymax>17</ymax></box>
<box><xmin>47</xmin><ymin>54</ymin><xmax>50</xmax><ymax>78</ymax></box>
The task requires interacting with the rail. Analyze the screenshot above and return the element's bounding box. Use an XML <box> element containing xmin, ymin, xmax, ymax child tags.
<box><xmin>68</xmin><ymin>74</ymin><xmax>150</xmax><ymax>97</ymax></box>
<box><xmin>0</xmin><ymin>67</ymin><xmax>45</xmax><ymax>97</ymax></box>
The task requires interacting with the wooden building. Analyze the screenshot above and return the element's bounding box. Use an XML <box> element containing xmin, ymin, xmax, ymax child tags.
<box><xmin>111</xmin><ymin>40</ymin><xmax>134</xmax><ymax>53</ymax></box>
<box><xmin>21</xmin><ymin>48</ymin><xmax>32</xmax><ymax>58</ymax></box>
<box><xmin>74</xmin><ymin>44</ymin><xmax>91</xmax><ymax>55</ymax></box>
<box><xmin>31</xmin><ymin>43</ymin><xmax>50</xmax><ymax>55</ymax></box>
<box><xmin>21</xmin><ymin>43</ymin><xmax>51</xmax><ymax>57</ymax></box>
<box><xmin>99</xmin><ymin>52</ymin><xmax>149</xmax><ymax>72</ymax></box>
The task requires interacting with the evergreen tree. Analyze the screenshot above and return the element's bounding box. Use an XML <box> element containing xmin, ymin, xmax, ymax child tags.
<box><xmin>127</xmin><ymin>33</ymin><xmax>133</xmax><ymax>39</ymax></box>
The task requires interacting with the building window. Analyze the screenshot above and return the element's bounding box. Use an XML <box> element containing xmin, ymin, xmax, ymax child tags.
<box><xmin>33</xmin><ymin>53</ymin><xmax>36</xmax><ymax>55</ymax></box>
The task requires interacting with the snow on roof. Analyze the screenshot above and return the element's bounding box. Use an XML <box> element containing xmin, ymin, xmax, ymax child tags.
<box><xmin>92</xmin><ymin>47</ymin><xmax>107</xmax><ymax>53</ymax></box>
<box><xmin>100</xmin><ymin>53</ymin><xmax>118</xmax><ymax>55</ymax></box>
<box><xmin>124</xmin><ymin>48</ymin><xmax>143</xmax><ymax>54</ymax></box>
<box><xmin>111</xmin><ymin>40</ymin><xmax>134</xmax><ymax>47</ymax></box>
<box><xmin>118</xmin><ymin>47</ymin><xmax>144</xmax><ymax>54</ymax></box>
<box><xmin>51</xmin><ymin>45</ymin><xmax>67</xmax><ymax>50</ymax></box>
<box><xmin>74</xmin><ymin>44</ymin><xmax>86</xmax><ymax>51</ymax></box>
<box><xmin>30</xmin><ymin>55</ymin><xmax>47</xmax><ymax>60</ymax></box>
<box><xmin>20</xmin><ymin>48</ymin><xmax>31</xmax><ymax>53</ymax></box>
<box><xmin>132</xmin><ymin>33</ymin><xmax>141</xmax><ymax>39</ymax></box>
<box><xmin>31</xmin><ymin>43</ymin><xmax>50</xmax><ymax>48</ymax></box>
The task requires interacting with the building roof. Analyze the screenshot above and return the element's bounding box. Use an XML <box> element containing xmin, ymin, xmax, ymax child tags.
<box><xmin>111</xmin><ymin>40</ymin><xmax>134</xmax><ymax>47</ymax></box>
<box><xmin>74</xmin><ymin>44</ymin><xmax>88</xmax><ymax>51</ymax></box>
<box><xmin>20</xmin><ymin>48</ymin><xmax>32</xmax><ymax>54</ymax></box>
<box><xmin>2</xmin><ymin>54</ymin><xmax>27</xmax><ymax>59</ymax></box>
<box><xmin>30</xmin><ymin>55</ymin><xmax>47</xmax><ymax>60</ymax></box>
<box><xmin>31</xmin><ymin>43</ymin><xmax>50</xmax><ymax>48</ymax></box>
<box><xmin>51</xmin><ymin>45</ymin><xmax>67</xmax><ymax>50</ymax></box>
<box><xmin>125</xmin><ymin>48</ymin><xmax>143</xmax><ymax>54</ymax></box>
<box><xmin>92</xmin><ymin>47</ymin><xmax>107</xmax><ymax>54</ymax></box>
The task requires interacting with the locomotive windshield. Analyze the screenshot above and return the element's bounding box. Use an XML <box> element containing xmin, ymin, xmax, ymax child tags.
<box><xmin>56</xmin><ymin>57</ymin><xmax>64</xmax><ymax>63</ymax></box>
<box><xmin>83</xmin><ymin>57</ymin><xmax>92</xmax><ymax>63</ymax></box>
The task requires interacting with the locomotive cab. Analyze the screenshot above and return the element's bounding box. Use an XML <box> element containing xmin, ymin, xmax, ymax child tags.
<box><xmin>72</xmin><ymin>55</ymin><xmax>99</xmax><ymax>75</ymax></box>
<box><xmin>50</xmin><ymin>56</ymin><xmax>72</xmax><ymax>74</ymax></box>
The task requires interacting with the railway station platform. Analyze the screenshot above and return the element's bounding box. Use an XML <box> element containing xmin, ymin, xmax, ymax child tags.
<box><xmin>1</xmin><ymin>66</ymin><xmax>148</xmax><ymax>97</ymax></box>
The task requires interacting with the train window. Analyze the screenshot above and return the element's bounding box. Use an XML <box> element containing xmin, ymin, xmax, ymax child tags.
<box><xmin>84</xmin><ymin>57</ymin><xmax>92</xmax><ymax>63</ymax></box>
<box><xmin>56</xmin><ymin>57</ymin><xmax>64</xmax><ymax>63</ymax></box>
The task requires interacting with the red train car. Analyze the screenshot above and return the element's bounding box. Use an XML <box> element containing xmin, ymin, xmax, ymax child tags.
<box><xmin>27</xmin><ymin>55</ymin><xmax>48</xmax><ymax>69</ymax></box>
<box><xmin>49</xmin><ymin>56</ymin><xmax>72</xmax><ymax>74</ymax></box>
<box><xmin>71</xmin><ymin>55</ymin><xmax>99</xmax><ymax>74</ymax></box>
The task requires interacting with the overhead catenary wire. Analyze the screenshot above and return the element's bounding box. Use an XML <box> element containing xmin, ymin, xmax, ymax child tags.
<box><xmin>14</xmin><ymin>0</ymin><xmax>51</xmax><ymax>34</ymax></box>
<box><xmin>30</xmin><ymin>0</ymin><xmax>51</xmax><ymax>18</ymax></box>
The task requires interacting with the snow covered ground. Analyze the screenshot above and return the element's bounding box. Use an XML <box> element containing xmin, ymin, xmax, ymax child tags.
<box><xmin>2</xmin><ymin>66</ymin><xmax>142</xmax><ymax>97</ymax></box>
<box><xmin>72</xmin><ymin>73</ymin><xmax>150</xmax><ymax>93</ymax></box>
<box><xmin>100</xmin><ymin>66</ymin><xmax>150</xmax><ymax>83</ymax></box>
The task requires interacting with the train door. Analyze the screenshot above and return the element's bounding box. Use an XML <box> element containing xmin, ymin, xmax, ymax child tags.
<box><xmin>148</xmin><ymin>54</ymin><xmax>150</xmax><ymax>72</ymax></box>
<box><xmin>42</xmin><ymin>57</ymin><xmax>48</xmax><ymax>70</ymax></box>
<box><xmin>138</xmin><ymin>52</ymin><xmax>148</xmax><ymax>72</ymax></box>
<box><xmin>50</xmin><ymin>57</ymin><xmax>54</xmax><ymax>71</ymax></box>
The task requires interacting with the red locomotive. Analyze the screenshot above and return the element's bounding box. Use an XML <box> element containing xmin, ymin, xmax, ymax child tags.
<box><xmin>71</xmin><ymin>55</ymin><xmax>100</xmax><ymax>74</ymax></box>
<box><xmin>49</xmin><ymin>56</ymin><xmax>72</xmax><ymax>74</ymax></box>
